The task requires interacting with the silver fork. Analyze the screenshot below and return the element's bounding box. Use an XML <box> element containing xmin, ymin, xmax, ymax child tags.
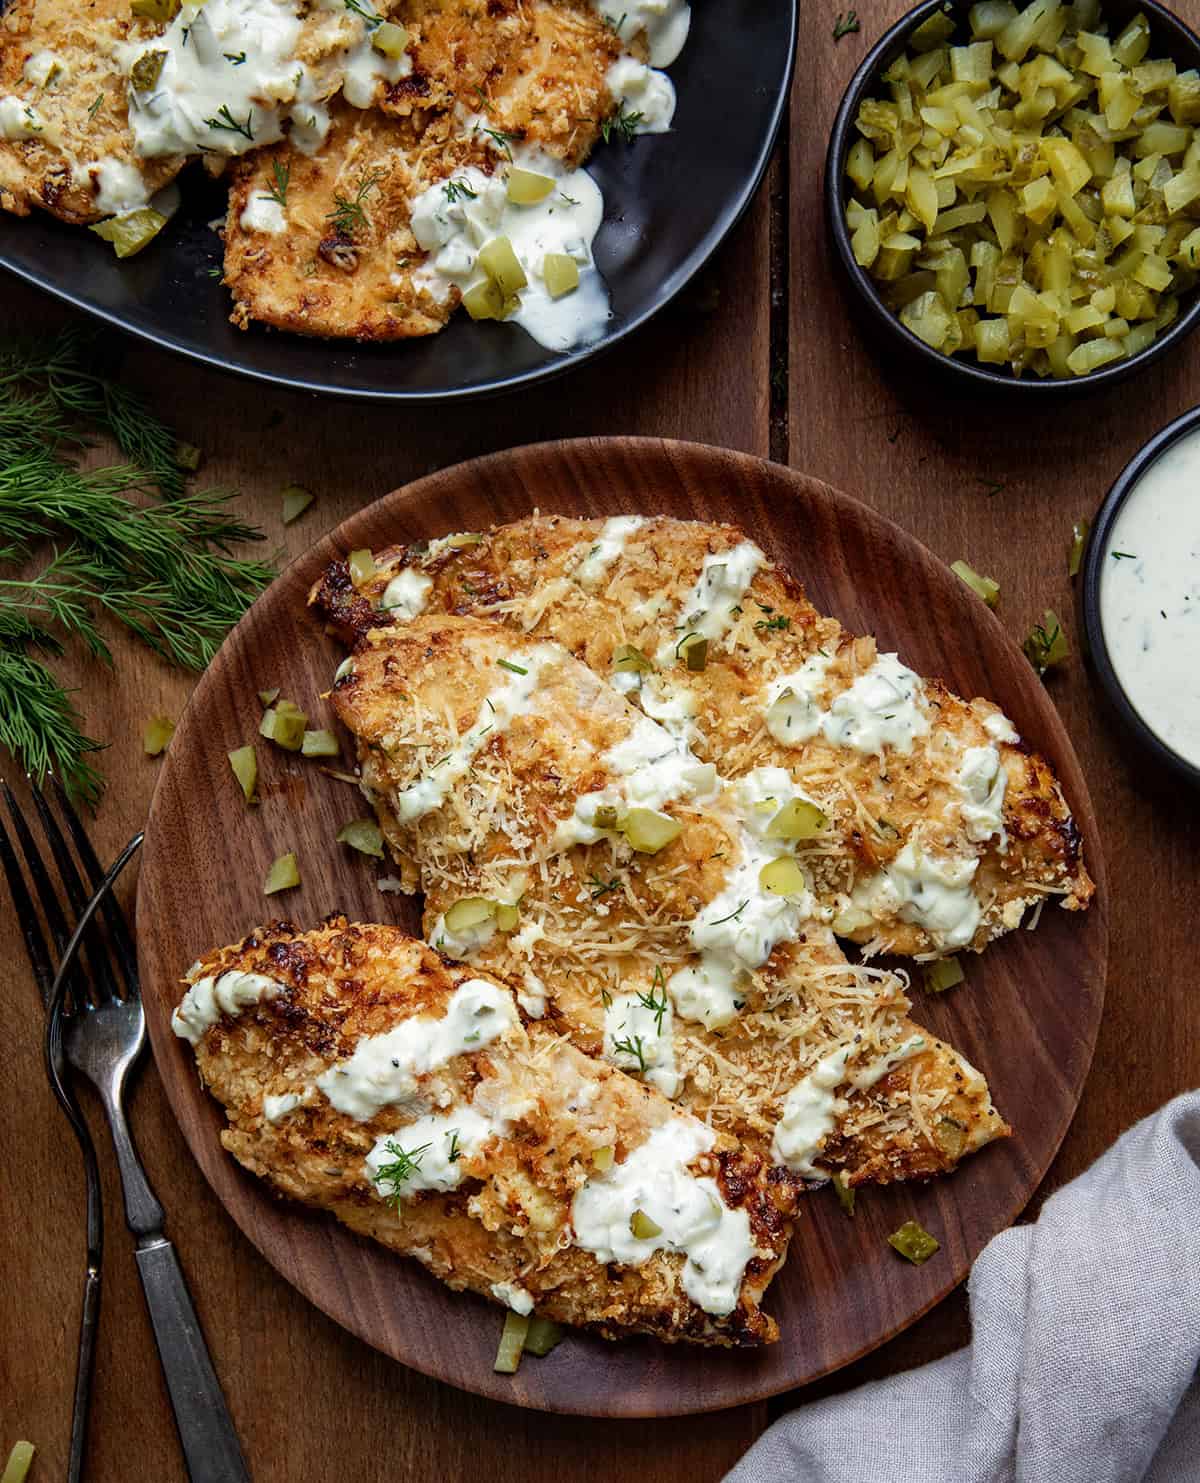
<box><xmin>2</xmin><ymin>778</ymin><xmax>251</xmax><ymax>1483</ymax></box>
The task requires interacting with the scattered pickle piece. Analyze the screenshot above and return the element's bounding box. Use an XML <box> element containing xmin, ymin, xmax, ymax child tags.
<box><xmin>301</xmin><ymin>729</ymin><xmax>339</xmax><ymax>757</ymax></box>
<box><xmin>130</xmin><ymin>0</ymin><xmax>179</xmax><ymax>21</ymax></box>
<box><xmin>1069</xmin><ymin>517</ymin><xmax>1091</xmax><ymax>577</ymax></box>
<box><xmin>622</xmin><ymin>807</ymin><xmax>682</xmax><ymax>854</ymax></box>
<box><xmin>1</xmin><ymin>1443</ymin><xmax>36</xmax><ymax>1483</ymax></box>
<box><xmin>260</xmin><ymin>700</ymin><xmax>307</xmax><ymax>751</ymax></box>
<box><xmin>629</xmin><ymin>1209</ymin><xmax>663</xmax><ymax>1240</ymax></box>
<box><xmin>263</xmin><ymin>852</ymin><xmax>300</xmax><ymax>895</ymax></box>
<box><xmin>347</xmin><ymin>549</ymin><xmax>376</xmax><ymax>587</ymax></box>
<box><xmin>493</xmin><ymin>1311</ymin><xmax>529</xmax><ymax>1374</ymax></box>
<box><xmin>494</xmin><ymin>902</ymin><xmax>520</xmax><ymax>932</ymax></box>
<box><xmin>523</xmin><ymin>1316</ymin><xmax>565</xmax><ymax>1357</ymax></box>
<box><xmin>888</xmin><ymin>1219</ymin><xmax>940</xmax><ymax>1264</ymax></box>
<box><xmin>612</xmin><ymin>644</ymin><xmax>653</xmax><ymax>673</ymax></box>
<box><xmin>258</xmin><ymin>687</ymin><xmax>280</xmax><ymax>707</ymax></box>
<box><xmin>923</xmin><ymin>955</ymin><xmax>966</xmax><ymax>993</ymax></box>
<box><xmin>174</xmin><ymin>440</ymin><xmax>201</xmax><ymax>471</ymax></box>
<box><xmin>336</xmin><ymin>818</ymin><xmax>385</xmax><ymax>858</ymax></box>
<box><xmin>591</xmin><ymin>1145</ymin><xmax>614</xmax><ymax>1171</ymax></box>
<box><xmin>142</xmin><ymin>714</ymin><xmax>174</xmax><ymax>756</ymax></box>
<box><xmin>1023</xmin><ymin>608</ymin><xmax>1069</xmax><ymax>674</ymax></box>
<box><xmin>951</xmin><ymin>560</ymin><xmax>1000</xmax><ymax>609</ymax></box>
<box><xmin>90</xmin><ymin>208</ymin><xmax>168</xmax><ymax>259</ymax></box>
<box><xmin>281</xmin><ymin>484</ymin><xmax>315</xmax><ymax>525</ymax></box>
<box><xmin>228</xmin><ymin>745</ymin><xmax>257</xmax><ymax>804</ymax></box>
<box><xmin>444</xmin><ymin>897</ymin><xmax>496</xmax><ymax>933</ymax></box>
<box><xmin>766</xmin><ymin>798</ymin><xmax>827</xmax><ymax>840</ymax></box>
<box><xmin>593</xmin><ymin>804</ymin><xmax>621</xmax><ymax>831</ymax></box>
<box><xmin>832</xmin><ymin>1170</ymin><xmax>856</xmax><ymax>1216</ymax></box>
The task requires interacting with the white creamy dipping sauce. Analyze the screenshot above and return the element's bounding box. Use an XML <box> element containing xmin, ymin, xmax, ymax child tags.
<box><xmin>1099</xmin><ymin>427</ymin><xmax>1200</xmax><ymax>769</ymax></box>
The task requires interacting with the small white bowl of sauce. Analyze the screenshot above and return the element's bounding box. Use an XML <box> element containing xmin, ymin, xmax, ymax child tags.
<box><xmin>1083</xmin><ymin>408</ymin><xmax>1200</xmax><ymax>785</ymax></box>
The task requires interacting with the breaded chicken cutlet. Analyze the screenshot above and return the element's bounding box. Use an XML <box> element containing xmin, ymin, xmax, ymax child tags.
<box><xmin>311</xmin><ymin>514</ymin><xmax>1094</xmax><ymax>957</ymax></box>
<box><xmin>172</xmin><ymin>918</ymin><xmax>790</xmax><ymax>1346</ymax></box>
<box><xmin>321</xmin><ymin>615</ymin><xmax>1010</xmax><ymax>1186</ymax></box>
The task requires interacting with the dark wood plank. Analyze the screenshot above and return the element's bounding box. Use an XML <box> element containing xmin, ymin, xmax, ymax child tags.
<box><xmin>0</xmin><ymin>187</ymin><xmax>773</xmax><ymax>1481</ymax></box>
<box><xmin>136</xmin><ymin>440</ymin><xmax>1105</xmax><ymax>1415</ymax></box>
<box><xmin>787</xmin><ymin>0</ymin><xmax>1200</xmax><ymax>1404</ymax></box>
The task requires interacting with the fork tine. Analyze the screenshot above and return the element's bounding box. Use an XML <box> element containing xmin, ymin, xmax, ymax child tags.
<box><xmin>29</xmin><ymin>782</ymin><xmax>121</xmax><ymax>1003</ymax></box>
<box><xmin>3</xmin><ymin>781</ymin><xmax>75</xmax><ymax>961</ymax></box>
<box><xmin>50</xmin><ymin>775</ymin><xmax>139</xmax><ymax>996</ymax></box>
<box><xmin>0</xmin><ymin>811</ymin><xmax>57</xmax><ymax>1008</ymax></box>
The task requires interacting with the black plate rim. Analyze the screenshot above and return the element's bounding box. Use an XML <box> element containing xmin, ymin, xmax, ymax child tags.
<box><xmin>0</xmin><ymin>5</ymin><xmax>798</xmax><ymax>404</ymax></box>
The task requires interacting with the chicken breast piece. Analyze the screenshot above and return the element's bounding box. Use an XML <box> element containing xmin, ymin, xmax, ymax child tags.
<box><xmin>0</xmin><ymin>0</ymin><xmax>181</xmax><ymax>223</ymax></box>
<box><xmin>326</xmin><ymin>616</ymin><xmax>1009</xmax><ymax>1186</ymax></box>
<box><xmin>223</xmin><ymin>99</ymin><xmax>474</xmax><ymax>338</ymax></box>
<box><xmin>311</xmin><ymin>515</ymin><xmax>1094</xmax><ymax>957</ymax></box>
<box><xmin>172</xmin><ymin>917</ymin><xmax>790</xmax><ymax>1345</ymax></box>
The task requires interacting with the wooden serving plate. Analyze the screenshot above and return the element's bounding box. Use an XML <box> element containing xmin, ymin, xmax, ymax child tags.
<box><xmin>137</xmin><ymin>438</ymin><xmax>1108</xmax><ymax>1416</ymax></box>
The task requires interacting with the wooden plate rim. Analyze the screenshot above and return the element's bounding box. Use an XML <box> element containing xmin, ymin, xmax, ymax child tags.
<box><xmin>137</xmin><ymin>436</ymin><xmax>1109</xmax><ymax>1416</ymax></box>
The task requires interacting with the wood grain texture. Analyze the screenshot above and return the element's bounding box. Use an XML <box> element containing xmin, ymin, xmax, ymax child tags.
<box><xmin>134</xmin><ymin>438</ymin><xmax>1106</xmax><ymax>1416</ymax></box>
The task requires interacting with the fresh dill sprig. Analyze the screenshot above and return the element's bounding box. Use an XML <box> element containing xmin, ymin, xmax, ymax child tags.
<box><xmin>224</xmin><ymin>50</ymin><xmax>247</xmax><ymax>64</ymax></box>
<box><xmin>833</xmin><ymin>10</ymin><xmax>860</xmax><ymax>40</ymax></box>
<box><xmin>205</xmin><ymin>104</ymin><xmax>255</xmax><ymax>141</ymax></box>
<box><xmin>0</xmin><ymin>323</ymin><xmax>187</xmax><ymax>495</ymax></box>
<box><xmin>88</xmin><ymin>93</ymin><xmax>104</xmax><ymax>120</ymax></box>
<box><xmin>635</xmin><ymin>987</ymin><xmax>668</xmax><ymax>1036</ymax></box>
<box><xmin>602</xmin><ymin>10</ymin><xmax>627</xmax><ymax>35</ymax></box>
<box><xmin>588</xmin><ymin>873</ymin><xmax>620</xmax><ymax>898</ymax></box>
<box><xmin>265</xmin><ymin>160</ymin><xmax>290</xmax><ymax>209</ymax></box>
<box><xmin>708</xmin><ymin>900</ymin><xmax>749</xmax><ymax>927</ymax></box>
<box><xmin>600</xmin><ymin>107</ymin><xmax>643</xmax><ymax>145</ymax></box>
<box><xmin>479</xmin><ymin>125</ymin><xmax>519</xmax><ymax>160</ymax></box>
<box><xmin>754</xmin><ymin>613</ymin><xmax>791</xmax><ymax>633</ymax></box>
<box><xmin>372</xmin><ymin>1139</ymin><xmax>432</xmax><ymax>1204</ymax></box>
<box><xmin>611</xmin><ymin>1033</ymin><xmax>647</xmax><ymax>1073</ymax></box>
<box><xmin>327</xmin><ymin>169</ymin><xmax>384</xmax><ymax>237</ymax></box>
<box><xmin>343</xmin><ymin>0</ymin><xmax>382</xmax><ymax>29</ymax></box>
<box><xmin>443</xmin><ymin>178</ymin><xmax>477</xmax><ymax>204</ymax></box>
<box><xmin>0</xmin><ymin>647</ymin><xmax>105</xmax><ymax>805</ymax></box>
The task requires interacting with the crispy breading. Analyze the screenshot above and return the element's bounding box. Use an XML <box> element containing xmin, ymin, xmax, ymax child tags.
<box><xmin>311</xmin><ymin>515</ymin><xmax>1094</xmax><ymax>955</ymax></box>
<box><xmin>327</xmin><ymin>616</ymin><xmax>1009</xmax><ymax>1183</ymax></box>
<box><xmin>0</xmin><ymin>0</ymin><xmax>181</xmax><ymax>223</ymax></box>
<box><xmin>178</xmin><ymin>917</ymin><xmax>791</xmax><ymax>1346</ymax></box>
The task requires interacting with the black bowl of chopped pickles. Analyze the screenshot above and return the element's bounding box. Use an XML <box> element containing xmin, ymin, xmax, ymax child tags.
<box><xmin>824</xmin><ymin>0</ymin><xmax>1200</xmax><ymax>390</ymax></box>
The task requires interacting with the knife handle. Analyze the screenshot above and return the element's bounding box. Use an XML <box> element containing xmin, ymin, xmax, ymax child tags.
<box><xmin>134</xmin><ymin>1236</ymin><xmax>251</xmax><ymax>1483</ymax></box>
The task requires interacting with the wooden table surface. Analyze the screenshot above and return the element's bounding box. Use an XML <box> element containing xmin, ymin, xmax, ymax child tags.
<box><xmin>2</xmin><ymin>2</ymin><xmax>1198</xmax><ymax>1476</ymax></box>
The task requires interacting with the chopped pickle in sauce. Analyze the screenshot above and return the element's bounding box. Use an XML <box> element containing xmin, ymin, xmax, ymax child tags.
<box><xmin>612</xmin><ymin>644</ymin><xmax>653</xmax><ymax>673</ymax></box>
<box><xmin>444</xmin><ymin>897</ymin><xmax>496</xmax><ymax>933</ymax></box>
<box><xmin>478</xmin><ymin>236</ymin><xmax>528</xmax><ymax>297</ymax></box>
<box><xmin>888</xmin><ymin>1219</ymin><xmax>941</xmax><ymax>1264</ymax></box>
<box><xmin>591</xmin><ymin>1145</ymin><xmax>615</xmax><ymax>1171</ymax></box>
<box><xmin>622</xmin><ymin>807</ymin><xmax>682</xmax><ymax>853</ymax></box>
<box><xmin>593</xmin><ymin>804</ymin><xmax>621</xmax><ymax>831</ymax></box>
<box><xmin>130</xmin><ymin>0</ymin><xmax>179</xmax><ymax>20</ymax></box>
<box><xmin>766</xmin><ymin>797</ymin><xmax>827</xmax><ymax>840</ymax></box>
<box><xmin>758</xmin><ymin>856</ymin><xmax>808</xmax><ymax>897</ymax></box>
<box><xmin>371</xmin><ymin>20</ymin><xmax>409</xmax><ymax>58</ymax></box>
<box><xmin>630</xmin><ymin>1209</ymin><xmax>664</xmax><ymax>1239</ymax></box>
<box><xmin>542</xmin><ymin>252</ymin><xmax>580</xmax><ymax>298</ymax></box>
<box><xmin>506</xmin><ymin>168</ymin><xmax>556</xmax><ymax>206</ymax></box>
<box><xmin>844</xmin><ymin>0</ymin><xmax>1200</xmax><ymax>378</ymax></box>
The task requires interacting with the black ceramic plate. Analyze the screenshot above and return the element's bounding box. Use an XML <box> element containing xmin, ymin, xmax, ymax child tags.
<box><xmin>0</xmin><ymin>0</ymin><xmax>796</xmax><ymax>401</ymax></box>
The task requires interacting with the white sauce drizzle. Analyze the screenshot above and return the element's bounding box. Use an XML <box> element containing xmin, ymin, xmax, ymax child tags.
<box><xmin>380</xmin><ymin>567</ymin><xmax>433</xmax><ymax>620</ymax></box>
<box><xmin>408</xmin><ymin>151</ymin><xmax>610</xmax><ymax>354</ymax></box>
<box><xmin>604</xmin><ymin>57</ymin><xmax>675</xmax><ymax>134</ymax></box>
<box><xmin>171</xmin><ymin>969</ymin><xmax>283</xmax><ymax>1044</ymax></box>
<box><xmin>957</xmin><ymin>745</ymin><xmax>1008</xmax><ymax>846</ymax></box>
<box><xmin>603</xmin><ymin>990</ymin><xmax>678</xmax><ymax>1098</ymax></box>
<box><xmin>24</xmin><ymin>50</ymin><xmax>67</xmax><ymax>88</ymax></box>
<box><xmin>1099</xmin><ymin>426</ymin><xmax>1200</xmax><ymax>768</ymax></box>
<box><xmin>574</xmin><ymin>515</ymin><xmax>645</xmax><ymax>586</ymax></box>
<box><xmin>851</xmin><ymin>842</ymin><xmax>981</xmax><ymax>951</ymax></box>
<box><xmin>316</xmin><ymin>978</ymin><xmax>517</xmax><ymax>1121</ymax></box>
<box><xmin>571</xmin><ymin>1117</ymin><xmax>754</xmax><ymax>1317</ymax></box>
<box><xmin>364</xmin><ymin>1104</ymin><xmax>500</xmax><ymax>1195</ymax></box>
<box><xmin>771</xmin><ymin>1046</ymin><xmax>851</xmax><ymax>1177</ymax></box>
<box><xmin>391</xmin><ymin>645</ymin><xmax>557</xmax><ymax>824</ymax></box>
<box><xmin>846</xmin><ymin>1034</ymin><xmax>927</xmax><ymax>1091</ymax></box>
<box><xmin>983</xmin><ymin>710</ymin><xmax>1019</xmax><ymax>744</ymax></box>
<box><xmin>766</xmin><ymin>654</ymin><xmax>930</xmax><ymax>757</ymax></box>
<box><xmin>592</xmin><ymin>0</ymin><xmax>691</xmax><ymax>66</ymax></box>
<box><xmin>658</xmin><ymin>542</ymin><xmax>764</xmax><ymax>662</ymax></box>
<box><xmin>0</xmin><ymin>96</ymin><xmax>53</xmax><ymax>141</ymax></box>
<box><xmin>239</xmin><ymin>192</ymin><xmax>286</xmax><ymax>234</ymax></box>
<box><xmin>489</xmin><ymin>1281</ymin><xmax>534</xmax><ymax>1315</ymax></box>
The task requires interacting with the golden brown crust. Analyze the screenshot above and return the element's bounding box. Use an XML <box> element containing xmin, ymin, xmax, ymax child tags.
<box><xmin>182</xmin><ymin>917</ymin><xmax>790</xmax><ymax>1346</ymax></box>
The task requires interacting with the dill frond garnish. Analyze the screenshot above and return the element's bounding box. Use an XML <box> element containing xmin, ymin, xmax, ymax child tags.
<box><xmin>0</xmin><ymin>328</ymin><xmax>272</xmax><ymax>799</ymax></box>
<box><xmin>600</xmin><ymin>107</ymin><xmax>643</xmax><ymax>145</ymax></box>
<box><xmin>204</xmin><ymin>103</ymin><xmax>254</xmax><ymax>141</ymax></box>
<box><xmin>327</xmin><ymin>169</ymin><xmax>384</xmax><ymax>237</ymax></box>
<box><xmin>833</xmin><ymin>10</ymin><xmax>860</xmax><ymax>40</ymax></box>
<box><xmin>611</xmin><ymin>1033</ymin><xmax>648</xmax><ymax>1073</ymax></box>
<box><xmin>634</xmin><ymin>987</ymin><xmax>668</xmax><ymax>1036</ymax></box>
<box><xmin>373</xmin><ymin>1139</ymin><xmax>432</xmax><ymax>1204</ymax></box>
<box><xmin>265</xmin><ymin>160</ymin><xmax>290</xmax><ymax>209</ymax></box>
<box><xmin>343</xmin><ymin>0</ymin><xmax>382</xmax><ymax>29</ymax></box>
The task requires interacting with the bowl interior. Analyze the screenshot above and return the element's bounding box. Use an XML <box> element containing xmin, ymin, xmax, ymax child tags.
<box><xmin>824</xmin><ymin>0</ymin><xmax>1200</xmax><ymax>393</ymax></box>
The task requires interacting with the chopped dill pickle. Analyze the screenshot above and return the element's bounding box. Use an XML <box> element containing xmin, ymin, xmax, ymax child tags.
<box><xmin>542</xmin><ymin>252</ymin><xmax>579</xmax><ymax>298</ymax></box>
<box><xmin>524</xmin><ymin>1316</ymin><xmax>564</xmax><ymax>1357</ymax></box>
<box><xmin>129</xmin><ymin>49</ymin><xmax>166</xmax><ymax>92</ymax></box>
<box><xmin>629</xmin><ymin>1209</ymin><xmax>663</xmax><ymax>1239</ymax></box>
<box><xmin>280</xmin><ymin>484</ymin><xmax>315</xmax><ymax>524</ymax></box>
<box><xmin>2</xmin><ymin>1442</ymin><xmax>36</xmax><ymax>1483</ymax></box>
<box><xmin>228</xmin><ymin>745</ymin><xmax>257</xmax><ymax>804</ymax></box>
<box><xmin>910</xmin><ymin>9</ymin><xmax>955</xmax><ymax>49</ymax></box>
<box><xmin>612</xmin><ymin>644</ymin><xmax>653</xmax><ymax>673</ymax></box>
<box><xmin>622</xmin><ymin>807</ymin><xmax>682</xmax><ymax>854</ymax></box>
<box><xmin>680</xmin><ymin>634</ymin><xmax>709</xmax><ymax>672</ymax></box>
<box><xmin>258</xmin><ymin>687</ymin><xmax>280</xmax><ymax>707</ymax></box>
<box><xmin>951</xmin><ymin>560</ymin><xmax>1000</xmax><ymax>609</ymax></box>
<box><xmin>371</xmin><ymin>20</ymin><xmax>409</xmax><ymax>57</ymax></box>
<box><xmin>506</xmin><ymin>168</ymin><xmax>555</xmax><ymax>205</ymax></box>
<box><xmin>494</xmin><ymin>902</ymin><xmax>520</xmax><ymax>932</ymax></box>
<box><xmin>935</xmin><ymin>1116</ymin><xmax>968</xmax><ymax>1160</ymax></box>
<box><xmin>1069</xmin><ymin>518</ymin><xmax>1090</xmax><ymax>578</ymax></box>
<box><xmin>347</xmin><ymin>548</ymin><xmax>376</xmax><ymax>587</ymax></box>
<box><xmin>832</xmin><ymin>904</ymin><xmax>874</xmax><ymax>936</ymax></box>
<box><xmin>832</xmin><ymin>1170</ymin><xmax>855</xmax><ymax>1216</ymax></box>
<box><xmin>1023</xmin><ymin>609</ymin><xmax>1069</xmax><ymax>675</ymax></box>
<box><xmin>301</xmin><ymin>728</ymin><xmax>339</xmax><ymax>757</ymax></box>
<box><xmin>336</xmin><ymin>818</ymin><xmax>384</xmax><ymax>858</ymax></box>
<box><xmin>493</xmin><ymin>1311</ymin><xmax>529</xmax><ymax>1373</ymax></box>
<box><xmin>142</xmin><ymin>714</ymin><xmax>174</xmax><ymax>756</ymax></box>
<box><xmin>923</xmin><ymin>955</ymin><xmax>965</xmax><ymax>993</ymax></box>
<box><xmin>478</xmin><ymin>236</ymin><xmax>527</xmax><ymax>296</ymax></box>
<box><xmin>260</xmin><ymin>700</ymin><xmax>307</xmax><ymax>751</ymax></box>
<box><xmin>445</xmin><ymin>532</ymin><xmax>482</xmax><ymax>548</ymax></box>
<box><xmin>174</xmin><ymin>440</ymin><xmax>202</xmax><ymax>472</ymax></box>
<box><xmin>90</xmin><ymin>208</ymin><xmax>168</xmax><ymax>259</ymax></box>
<box><xmin>758</xmin><ymin>856</ymin><xmax>807</xmax><ymax>897</ymax></box>
<box><xmin>263</xmin><ymin>852</ymin><xmax>300</xmax><ymax>895</ymax></box>
<box><xmin>444</xmin><ymin>897</ymin><xmax>496</xmax><ymax>932</ymax></box>
<box><xmin>766</xmin><ymin>798</ymin><xmax>827</xmax><ymax>840</ymax></box>
<box><xmin>130</xmin><ymin>0</ymin><xmax>179</xmax><ymax>21</ymax></box>
<box><xmin>888</xmin><ymin>1219</ymin><xmax>940</xmax><ymax>1264</ymax></box>
<box><xmin>592</xmin><ymin>804</ymin><xmax>621</xmax><ymax>831</ymax></box>
<box><xmin>591</xmin><ymin>1145</ymin><xmax>614</xmax><ymax>1171</ymax></box>
<box><xmin>462</xmin><ymin>278</ymin><xmax>505</xmax><ymax>321</ymax></box>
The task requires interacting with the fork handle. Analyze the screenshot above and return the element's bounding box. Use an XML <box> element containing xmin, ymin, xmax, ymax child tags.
<box><xmin>134</xmin><ymin>1237</ymin><xmax>251</xmax><ymax>1483</ymax></box>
